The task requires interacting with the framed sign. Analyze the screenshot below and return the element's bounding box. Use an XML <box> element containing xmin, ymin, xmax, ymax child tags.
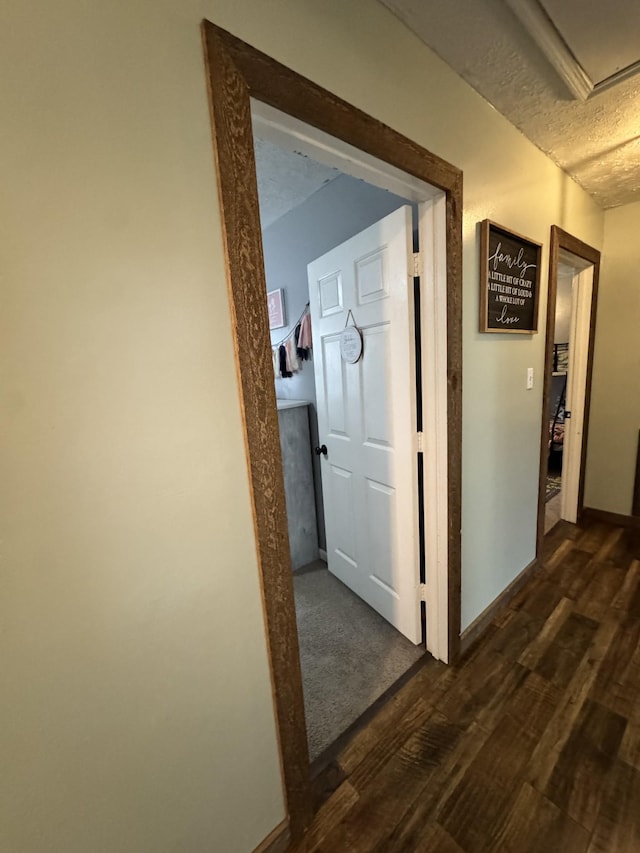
<box><xmin>267</xmin><ymin>288</ymin><xmax>286</xmax><ymax>330</ymax></box>
<box><xmin>479</xmin><ymin>220</ymin><xmax>542</xmax><ymax>334</ymax></box>
<box><xmin>340</xmin><ymin>325</ymin><xmax>363</xmax><ymax>363</ymax></box>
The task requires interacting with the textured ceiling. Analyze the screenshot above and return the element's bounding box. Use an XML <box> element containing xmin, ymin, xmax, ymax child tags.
<box><xmin>378</xmin><ymin>0</ymin><xmax>640</xmax><ymax>209</ymax></box>
<box><xmin>254</xmin><ymin>137</ymin><xmax>340</xmax><ymax>228</ymax></box>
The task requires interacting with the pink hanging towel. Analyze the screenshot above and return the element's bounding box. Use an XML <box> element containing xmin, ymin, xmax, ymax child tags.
<box><xmin>298</xmin><ymin>311</ymin><xmax>312</xmax><ymax>351</ymax></box>
<box><xmin>285</xmin><ymin>337</ymin><xmax>301</xmax><ymax>373</ymax></box>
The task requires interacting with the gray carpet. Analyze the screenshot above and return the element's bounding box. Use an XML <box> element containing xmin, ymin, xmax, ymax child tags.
<box><xmin>293</xmin><ymin>562</ymin><xmax>425</xmax><ymax>761</ymax></box>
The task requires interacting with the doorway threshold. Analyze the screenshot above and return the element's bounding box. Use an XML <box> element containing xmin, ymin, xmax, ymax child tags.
<box><xmin>308</xmin><ymin>653</ymin><xmax>434</xmax><ymax>808</ymax></box>
<box><xmin>294</xmin><ymin>564</ymin><xmax>426</xmax><ymax>762</ymax></box>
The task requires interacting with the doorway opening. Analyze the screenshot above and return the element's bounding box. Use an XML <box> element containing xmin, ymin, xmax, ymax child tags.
<box><xmin>203</xmin><ymin>22</ymin><xmax>463</xmax><ymax>837</ymax></box>
<box><xmin>537</xmin><ymin>226</ymin><xmax>600</xmax><ymax>547</ymax></box>
<box><xmin>254</xmin><ymin>110</ymin><xmax>434</xmax><ymax>764</ymax></box>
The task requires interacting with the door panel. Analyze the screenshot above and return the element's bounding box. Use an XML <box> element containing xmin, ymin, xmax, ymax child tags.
<box><xmin>308</xmin><ymin>205</ymin><xmax>420</xmax><ymax>643</ymax></box>
<box><xmin>330</xmin><ymin>465</ymin><xmax>358</xmax><ymax>563</ymax></box>
<box><xmin>361</xmin><ymin>325</ymin><xmax>392</xmax><ymax>447</ymax></box>
<box><xmin>323</xmin><ymin>336</ymin><xmax>348</xmax><ymax>437</ymax></box>
<box><xmin>365</xmin><ymin>478</ymin><xmax>396</xmax><ymax>591</ymax></box>
<box><xmin>319</xmin><ymin>271</ymin><xmax>343</xmax><ymax>316</ymax></box>
<box><xmin>561</xmin><ymin>265</ymin><xmax>594</xmax><ymax>523</ymax></box>
<box><xmin>356</xmin><ymin>248</ymin><xmax>388</xmax><ymax>303</ymax></box>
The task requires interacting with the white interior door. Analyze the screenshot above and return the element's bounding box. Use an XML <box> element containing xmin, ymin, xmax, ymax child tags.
<box><xmin>561</xmin><ymin>264</ymin><xmax>594</xmax><ymax>523</ymax></box>
<box><xmin>307</xmin><ymin>206</ymin><xmax>421</xmax><ymax>643</ymax></box>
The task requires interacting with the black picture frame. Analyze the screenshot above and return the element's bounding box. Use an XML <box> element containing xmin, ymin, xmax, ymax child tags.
<box><xmin>479</xmin><ymin>219</ymin><xmax>542</xmax><ymax>334</ymax></box>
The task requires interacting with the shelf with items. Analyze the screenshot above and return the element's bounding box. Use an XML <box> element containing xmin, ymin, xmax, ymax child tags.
<box><xmin>553</xmin><ymin>341</ymin><xmax>569</xmax><ymax>374</ymax></box>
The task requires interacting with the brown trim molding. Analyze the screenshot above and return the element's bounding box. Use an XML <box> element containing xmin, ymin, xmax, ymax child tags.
<box><xmin>633</xmin><ymin>430</ymin><xmax>640</xmax><ymax>517</ymax></box>
<box><xmin>536</xmin><ymin>226</ymin><xmax>601</xmax><ymax>556</ymax></box>
<box><xmin>201</xmin><ymin>21</ymin><xmax>463</xmax><ymax>839</ymax></box>
<box><xmin>460</xmin><ymin>558</ymin><xmax>540</xmax><ymax>656</ymax></box>
<box><xmin>252</xmin><ymin>820</ymin><xmax>290</xmax><ymax>853</ymax></box>
<box><xmin>582</xmin><ymin>507</ymin><xmax>640</xmax><ymax>530</ymax></box>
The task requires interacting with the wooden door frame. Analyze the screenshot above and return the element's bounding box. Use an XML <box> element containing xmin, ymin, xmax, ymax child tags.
<box><xmin>202</xmin><ymin>21</ymin><xmax>463</xmax><ymax>839</ymax></box>
<box><xmin>536</xmin><ymin>226</ymin><xmax>600</xmax><ymax>552</ymax></box>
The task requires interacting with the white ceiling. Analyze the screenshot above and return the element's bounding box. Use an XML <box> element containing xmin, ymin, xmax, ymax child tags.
<box><xmin>378</xmin><ymin>0</ymin><xmax>640</xmax><ymax>208</ymax></box>
<box><xmin>539</xmin><ymin>0</ymin><xmax>640</xmax><ymax>84</ymax></box>
<box><xmin>254</xmin><ymin>137</ymin><xmax>340</xmax><ymax>228</ymax></box>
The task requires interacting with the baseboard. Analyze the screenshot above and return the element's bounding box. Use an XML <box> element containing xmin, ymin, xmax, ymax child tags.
<box><xmin>318</xmin><ymin>548</ymin><xmax>327</xmax><ymax>562</ymax></box>
<box><xmin>460</xmin><ymin>557</ymin><xmax>540</xmax><ymax>656</ymax></box>
<box><xmin>582</xmin><ymin>506</ymin><xmax>640</xmax><ymax>529</ymax></box>
<box><xmin>252</xmin><ymin>819</ymin><xmax>290</xmax><ymax>853</ymax></box>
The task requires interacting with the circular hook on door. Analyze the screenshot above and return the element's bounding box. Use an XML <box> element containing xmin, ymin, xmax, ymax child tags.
<box><xmin>314</xmin><ymin>444</ymin><xmax>328</xmax><ymax>457</ymax></box>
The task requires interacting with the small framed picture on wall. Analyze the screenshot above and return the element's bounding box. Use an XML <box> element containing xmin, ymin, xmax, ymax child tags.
<box><xmin>267</xmin><ymin>288</ymin><xmax>286</xmax><ymax>330</ymax></box>
<box><xmin>479</xmin><ymin>219</ymin><xmax>542</xmax><ymax>334</ymax></box>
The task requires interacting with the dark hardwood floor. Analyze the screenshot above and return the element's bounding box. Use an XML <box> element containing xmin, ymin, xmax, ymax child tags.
<box><xmin>291</xmin><ymin>520</ymin><xmax>640</xmax><ymax>852</ymax></box>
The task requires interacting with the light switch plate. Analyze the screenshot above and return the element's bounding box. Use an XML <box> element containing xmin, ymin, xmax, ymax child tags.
<box><xmin>526</xmin><ymin>367</ymin><xmax>534</xmax><ymax>390</ymax></box>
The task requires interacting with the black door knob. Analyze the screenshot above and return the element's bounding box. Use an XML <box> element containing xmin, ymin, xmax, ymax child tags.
<box><xmin>315</xmin><ymin>444</ymin><xmax>328</xmax><ymax>457</ymax></box>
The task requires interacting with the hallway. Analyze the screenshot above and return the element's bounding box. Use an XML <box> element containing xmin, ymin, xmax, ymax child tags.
<box><xmin>292</xmin><ymin>520</ymin><xmax>640</xmax><ymax>852</ymax></box>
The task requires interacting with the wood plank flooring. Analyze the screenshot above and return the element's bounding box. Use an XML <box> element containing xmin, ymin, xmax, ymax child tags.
<box><xmin>291</xmin><ymin>520</ymin><xmax>640</xmax><ymax>852</ymax></box>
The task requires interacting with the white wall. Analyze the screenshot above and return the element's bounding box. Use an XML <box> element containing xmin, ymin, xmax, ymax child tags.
<box><xmin>548</xmin><ymin>272</ymin><xmax>572</xmax><ymax>421</ymax></box>
<box><xmin>0</xmin><ymin>3</ymin><xmax>284</xmax><ymax>852</ymax></box>
<box><xmin>585</xmin><ymin>201</ymin><xmax>640</xmax><ymax>515</ymax></box>
<box><xmin>555</xmin><ymin>272</ymin><xmax>573</xmax><ymax>343</ymax></box>
<box><xmin>0</xmin><ymin>0</ymin><xmax>604</xmax><ymax>850</ymax></box>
